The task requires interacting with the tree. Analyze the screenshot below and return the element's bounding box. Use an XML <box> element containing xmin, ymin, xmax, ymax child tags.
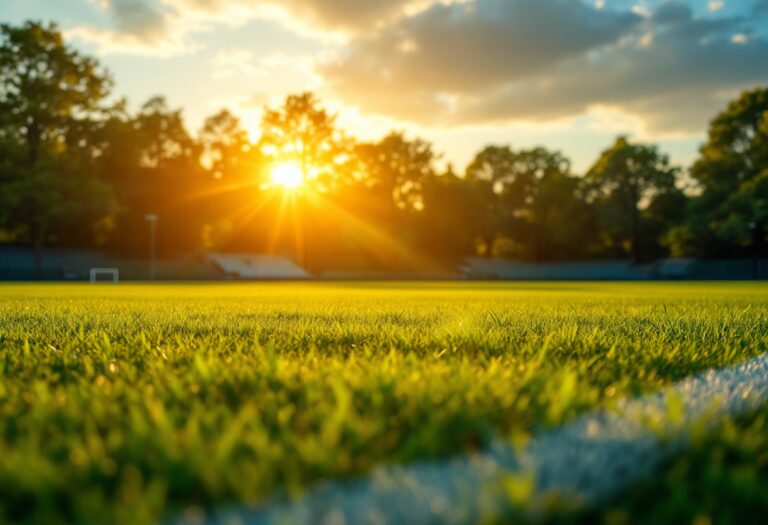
<box><xmin>465</xmin><ymin>145</ymin><xmax>520</xmax><ymax>255</ymax></box>
<box><xmin>108</xmin><ymin>97</ymin><xmax>205</xmax><ymax>256</ymax></box>
<box><xmin>199</xmin><ymin>109</ymin><xmax>256</xmax><ymax>182</ymax></box>
<box><xmin>259</xmin><ymin>92</ymin><xmax>353</xmax><ymax>191</ymax></box>
<box><xmin>0</xmin><ymin>21</ymin><xmax>116</xmax><ymax>273</ymax></box>
<box><xmin>135</xmin><ymin>96</ymin><xmax>200</xmax><ymax>170</ymax></box>
<box><xmin>585</xmin><ymin>137</ymin><xmax>681</xmax><ymax>262</ymax></box>
<box><xmin>683</xmin><ymin>88</ymin><xmax>768</xmax><ymax>261</ymax></box>
<box><xmin>527</xmin><ymin>160</ymin><xmax>593</xmax><ymax>261</ymax></box>
<box><xmin>197</xmin><ymin>110</ymin><xmax>266</xmax><ymax>251</ymax></box>
<box><xmin>356</xmin><ymin>132</ymin><xmax>437</xmax><ymax>211</ymax></box>
<box><xmin>465</xmin><ymin>145</ymin><xmax>583</xmax><ymax>260</ymax></box>
<box><xmin>420</xmin><ymin>164</ymin><xmax>490</xmax><ymax>261</ymax></box>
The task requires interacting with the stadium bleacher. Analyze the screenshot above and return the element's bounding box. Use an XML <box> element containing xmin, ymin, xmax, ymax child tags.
<box><xmin>206</xmin><ymin>253</ymin><xmax>311</xmax><ymax>279</ymax></box>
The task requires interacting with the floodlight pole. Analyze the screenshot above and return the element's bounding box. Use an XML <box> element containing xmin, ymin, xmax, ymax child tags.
<box><xmin>145</xmin><ymin>213</ymin><xmax>158</xmax><ymax>280</ymax></box>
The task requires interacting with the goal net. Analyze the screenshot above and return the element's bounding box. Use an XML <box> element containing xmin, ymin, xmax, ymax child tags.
<box><xmin>89</xmin><ymin>268</ymin><xmax>119</xmax><ymax>283</ymax></box>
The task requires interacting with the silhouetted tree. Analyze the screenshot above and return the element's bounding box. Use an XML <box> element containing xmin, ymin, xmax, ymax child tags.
<box><xmin>251</xmin><ymin>93</ymin><xmax>355</xmax><ymax>266</ymax></box>
<box><xmin>465</xmin><ymin>145</ymin><xmax>584</xmax><ymax>260</ymax></box>
<box><xmin>200</xmin><ymin>109</ymin><xmax>256</xmax><ymax>182</ymax></box>
<box><xmin>2</xmin><ymin>20</ymin><xmax>761</xmax><ymax>274</ymax></box>
<box><xmin>259</xmin><ymin>92</ymin><xmax>353</xmax><ymax>191</ymax></box>
<box><xmin>0</xmin><ymin>21</ymin><xmax>116</xmax><ymax>273</ymax></box>
<box><xmin>528</xmin><ymin>159</ymin><xmax>593</xmax><ymax>261</ymax></box>
<box><xmin>421</xmin><ymin>164</ymin><xmax>490</xmax><ymax>261</ymax></box>
<box><xmin>356</xmin><ymin>132</ymin><xmax>436</xmax><ymax>211</ymax></box>
<box><xmin>101</xmin><ymin>97</ymin><xmax>205</xmax><ymax>257</ymax></box>
<box><xmin>676</xmin><ymin>88</ymin><xmax>768</xmax><ymax>260</ymax></box>
<box><xmin>197</xmin><ymin>109</ymin><xmax>263</xmax><ymax>251</ymax></box>
<box><xmin>585</xmin><ymin>137</ymin><xmax>682</xmax><ymax>262</ymax></box>
<box><xmin>465</xmin><ymin>145</ymin><xmax>520</xmax><ymax>255</ymax></box>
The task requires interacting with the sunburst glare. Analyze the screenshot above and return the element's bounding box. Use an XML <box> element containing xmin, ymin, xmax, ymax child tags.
<box><xmin>270</xmin><ymin>161</ymin><xmax>304</xmax><ymax>190</ymax></box>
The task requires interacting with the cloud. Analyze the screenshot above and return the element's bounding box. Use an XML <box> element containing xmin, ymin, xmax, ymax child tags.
<box><xmin>108</xmin><ymin>0</ymin><xmax>169</xmax><ymax>40</ymax></box>
<box><xmin>322</xmin><ymin>0</ymin><xmax>768</xmax><ymax>134</ymax></box>
<box><xmin>208</xmin><ymin>48</ymin><xmax>260</xmax><ymax>79</ymax></box>
<box><xmin>167</xmin><ymin>0</ymin><xmax>429</xmax><ymax>33</ymax></box>
<box><xmin>323</xmin><ymin>0</ymin><xmax>639</xmax><ymax>101</ymax></box>
<box><xmin>93</xmin><ymin>0</ymin><xmax>444</xmax><ymax>42</ymax></box>
<box><xmin>653</xmin><ymin>1</ymin><xmax>692</xmax><ymax>24</ymax></box>
<box><xmin>731</xmin><ymin>33</ymin><xmax>749</xmax><ymax>44</ymax></box>
<box><xmin>70</xmin><ymin>0</ymin><xmax>445</xmax><ymax>56</ymax></box>
<box><xmin>64</xmin><ymin>25</ymin><xmax>195</xmax><ymax>56</ymax></box>
<box><xmin>68</xmin><ymin>0</ymin><xmax>201</xmax><ymax>55</ymax></box>
<box><xmin>708</xmin><ymin>1</ymin><xmax>724</xmax><ymax>12</ymax></box>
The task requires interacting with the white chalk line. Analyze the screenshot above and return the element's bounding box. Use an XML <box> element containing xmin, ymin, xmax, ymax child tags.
<box><xmin>173</xmin><ymin>353</ymin><xmax>768</xmax><ymax>525</ymax></box>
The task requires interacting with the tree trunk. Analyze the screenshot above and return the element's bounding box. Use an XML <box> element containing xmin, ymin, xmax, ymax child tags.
<box><xmin>31</xmin><ymin>223</ymin><xmax>44</xmax><ymax>280</ymax></box>
<box><xmin>27</xmin><ymin>119</ymin><xmax>44</xmax><ymax>278</ymax></box>
<box><xmin>484</xmin><ymin>235</ymin><xmax>494</xmax><ymax>257</ymax></box>
<box><xmin>27</xmin><ymin>117</ymin><xmax>40</xmax><ymax>168</ymax></box>
<box><xmin>630</xmin><ymin>182</ymin><xmax>641</xmax><ymax>263</ymax></box>
<box><xmin>753</xmin><ymin>221</ymin><xmax>766</xmax><ymax>280</ymax></box>
<box><xmin>534</xmin><ymin>223</ymin><xmax>543</xmax><ymax>263</ymax></box>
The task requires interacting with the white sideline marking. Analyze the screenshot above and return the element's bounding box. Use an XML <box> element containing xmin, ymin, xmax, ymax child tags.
<box><xmin>175</xmin><ymin>354</ymin><xmax>768</xmax><ymax>525</ymax></box>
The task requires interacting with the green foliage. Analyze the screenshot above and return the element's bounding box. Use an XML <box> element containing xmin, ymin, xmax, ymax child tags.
<box><xmin>0</xmin><ymin>21</ymin><xmax>116</xmax><ymax>264</ymax></box>
<box><xmin>585</xmin><ymin>136</ymin><xmax>683</xmax><ymax>262</ymax></box>
<box><xmin>682</xmin><ymin>87</ymin><xmax>768</xmax><ymax>257</ymax></box>
<box><xmin>106</xmin><ymin>97</ymin><xmax>207</xmax><ymax>256</ymax></box>
<box><xmin>0</xmin><ymin>19</ymin><xmax>766</xmax><ymax>268</ymax></box>
<box><xmin>420</xmin><ymin>165</ymin><xmax>491</xmax><ymax>260</ymax></box>
<box><xmin>0</xmin><ymin>282</ymin><xmax>766</xmax><ymax>524</ymax></box>
<box><xmin>199</xmin><ymin>109</ymin><xmax>257</xmax><ymax>183</ymax></box>
<box><xmin>0</xmin><ymin>21</ymin><xmax>111</xmax><ymax>151</ymax></box>
<box><xmin>565</xmin><ymin>408</ymin><xmax>768</xmax><ymax>525</ymax></box>
<box><xmin>356</xmin><ymin>131</ymin><xmax>437</xmax><ymax>211</ymax></box>
<box><xmin>465</xmin><ymin>145</ymin><xmax>588</xmax><ymax>260</ymax></box>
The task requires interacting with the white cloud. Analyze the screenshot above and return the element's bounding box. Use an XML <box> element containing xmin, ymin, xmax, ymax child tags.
<box><xmin>637</xmin><ymin>31</ymin><xmax>654</xmax><ymax>48</ymax></box>
<box><xmin>631</xmin><ymin>3</ymin><xmax>652</xmax><ymax>17</ymax></box>
<box><xmin>708</xmin><ymin>1</ymin><xmax>725</xmax><ymax>12</ymax></box>
<box><xmin>209</xmin><ymin>49</ymin><xmax>259</xmax><ymax>79</ymax></box>
<box><xmin>65</xmin><ymin>23</ymin><xmax>199</xmax><ymax>56</ymax></box>
<box><xmin>71</xmin><ymin>0</ymin><xmax>449</xmax><ymax>57</ymax></box>
<box><xmin>69</xmin><ymin>0</ymin><xmax>205</xmax><ymax>55</ymax></box>
<box><xmin>322</xmin><ymin>0</ymin><xmax>768</xmax><ymax>134</ymax></box>
<box><xmin>731</xmin><ymin>33</ymin><xmax>749</xmax><ymax>44</ymax></box>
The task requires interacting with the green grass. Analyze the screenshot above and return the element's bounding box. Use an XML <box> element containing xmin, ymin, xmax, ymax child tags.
<box><xmin>553</xmin><ymin>406</ymin><xmax>768</xmax><ymax>525</ymax></box>
<box><xmin>0</xmin><ymin>282</ymin><xmax>766</xmax><ymax>524</ymax></box>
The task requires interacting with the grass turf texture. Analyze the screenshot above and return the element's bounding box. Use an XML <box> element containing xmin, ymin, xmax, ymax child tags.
<box><xmin>0</xmin><ymin>282</ymin><xmax>766</xmax><ymax>524</ymax></box>
<box><xmin>550</xmin><ymin>406</ymin><xmax>768</xmax><ymax>525</ymax></box>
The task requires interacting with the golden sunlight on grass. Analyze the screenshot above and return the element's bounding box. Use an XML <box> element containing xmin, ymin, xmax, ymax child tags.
<box><xmin>270</xmin><ymin>161</ymin><xmax>304</xmax><ymax>190</ymax></box>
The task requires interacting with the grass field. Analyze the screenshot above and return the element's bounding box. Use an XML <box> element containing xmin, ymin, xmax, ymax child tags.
<box><xmin>1</xmin><ymin>282</ymin><xmax>767</xmax><ymax>524</ymax></box>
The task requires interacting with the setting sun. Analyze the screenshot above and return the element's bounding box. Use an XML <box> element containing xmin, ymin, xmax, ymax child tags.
<box><xmin>270</xmin><ymin>161</ymin><xmax>304</xmax><ymax>190</ymax></box>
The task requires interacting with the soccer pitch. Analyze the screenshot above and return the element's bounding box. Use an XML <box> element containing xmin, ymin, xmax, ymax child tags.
<box><xmin>1</xmin><ymin>282</ymin><xmax>767</xmax><ymax>524</ymax></box>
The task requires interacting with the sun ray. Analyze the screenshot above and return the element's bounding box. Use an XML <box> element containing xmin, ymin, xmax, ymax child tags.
<box><xmin>305</xmin><ymin>191</ymin><xmax>438</xmax><ymax>271</ymax></box>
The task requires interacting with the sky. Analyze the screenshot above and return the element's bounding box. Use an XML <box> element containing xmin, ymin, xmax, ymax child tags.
<box><xmin>2</xmin><ymin>0</ymin><xmax>767</xmax><ymax>172</ymax></box>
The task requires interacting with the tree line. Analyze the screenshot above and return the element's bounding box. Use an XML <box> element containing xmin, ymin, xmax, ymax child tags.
<box><xmin>1</xmin><ymin>22</ymin><xmax>766</xmax><ymax>273</ymax></box>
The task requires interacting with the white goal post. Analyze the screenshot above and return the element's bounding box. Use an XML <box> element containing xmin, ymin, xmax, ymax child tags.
<box><xmin>89</xmin><ymin>268</ymin><xmax>119</xmax><ymax>283</ymax></box>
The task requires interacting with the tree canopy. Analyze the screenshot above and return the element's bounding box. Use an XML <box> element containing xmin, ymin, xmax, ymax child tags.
<box><xmin>682</xmin><ymin>88</ymin><xmax>768</xmax><ymax>258</ymax></box>
<box><xmin>0</xmin><ymin>21</ymin><xmax>116</xmax><ymax>272</ymax></box>
<box><xmin>0</xmin><ymin>21</ymin><xmax>765</xmax><ymax>274</ymax></box>
<box><xmin>585</xmin><ymin>137</ymin><xmax>682</xmax><ymax>262</ymax></box>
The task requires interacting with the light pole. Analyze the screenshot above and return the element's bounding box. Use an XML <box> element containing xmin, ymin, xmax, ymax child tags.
<box><xmin>145</xmin><ymin>213</ymin><xmax>158</xmax><ymax>280</ymax></box>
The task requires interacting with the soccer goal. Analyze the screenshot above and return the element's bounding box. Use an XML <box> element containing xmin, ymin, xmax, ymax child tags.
<box><xmin>89</xmin><ymin>268</ymin><xmax>119</xmax><ymax>283</ymax></box>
